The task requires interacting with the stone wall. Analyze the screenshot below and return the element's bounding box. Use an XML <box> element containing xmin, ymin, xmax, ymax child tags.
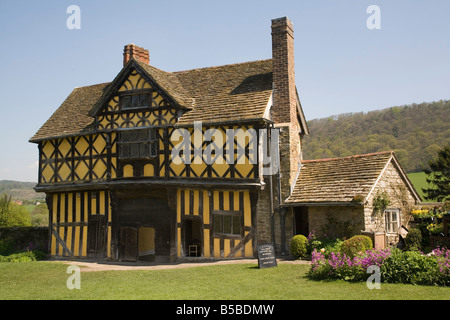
<box><xmin>364</xmin><ymin>161</ymin><xmax>417</xmax><ymax>245</ymax></box>
<box><xmin>0</xmin><ymin>227</ymin><xmax>49</xmax><ymax>253</ymax></box>
<box><xmin>308</xmin><ymin>205</ymin><xmax>365</xmax><ymax>239</ymax></box>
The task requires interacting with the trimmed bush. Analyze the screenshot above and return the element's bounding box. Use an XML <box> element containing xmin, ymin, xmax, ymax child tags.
<box><xmin>340</xmin><ymin>235</ymin><xmax>373</xmax><ymax>258</ymax></box>
<box><xmin>405</xmin><ymin>228</ymin><xmax>422</xmax><ymax>251</ymax></box>
<box><xmin>290</xmin><ymin>235</ymin><xmax>308</xmax><ymax>259</ymax></box>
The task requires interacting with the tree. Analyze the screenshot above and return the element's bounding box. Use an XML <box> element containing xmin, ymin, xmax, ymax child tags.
<box><xmin>0</xmin><ymin>193</ymin><xmax>31</xmax><ymax>227</ymax></box>
<box><xmin>423</xmin><ymin>145</ymin><xmax>450</xmax><ymax>202</ymax></box>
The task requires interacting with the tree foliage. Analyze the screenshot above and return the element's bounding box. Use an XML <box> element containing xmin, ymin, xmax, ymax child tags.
<box><xmin>303</xmin><ymin>100</ymin><xmax>450</xmax><ymax>173</ymax></box>
<box><xmin>422</xmin><ymin>144</ymin><xmax>450</xmax><ymax>202</ymax></box>
<box><xmin>0</xmin><ymin>194</ymin><xmax>31</xmax><ymax>227</ymax></box>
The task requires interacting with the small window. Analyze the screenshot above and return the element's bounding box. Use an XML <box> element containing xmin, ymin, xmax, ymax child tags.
<box><xmin>121</xmin><ymin>93</ymin><xmax>151</xmax><ymax>110</ymax></box>
<box><xmin>385</xmin><ymin>209</ymin><xmax>400</xmax><ymax>233</ymax></box>
<box><xmin>118</xmin><ymin>129</ymin><xmax>157</xmax><ymax>160</ymax></box>
<box><xmin>213</xmin><ymin>213</ymin><xmax>240</xmax><ymax>235</ymax></box>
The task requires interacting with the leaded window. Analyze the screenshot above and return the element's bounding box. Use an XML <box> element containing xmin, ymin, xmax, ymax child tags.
<box><xmin>118</xmin><ymin>129</ymin><xmax>157</xmax><ymax>159</ymax></box>
<box><xmin>213</xmin><ymin>213</ymin><xmax>241</xmax><ymax>235</ymax></box>
<box><xmin>121</xmin><ymin>93</ymin><xmax>151</xmax><ymax>110</ymax></box>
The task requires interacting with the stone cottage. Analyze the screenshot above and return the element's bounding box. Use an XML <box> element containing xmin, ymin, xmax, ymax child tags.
<box><xmin>284</xmin><ymin>151</ymin><xmax>421</xmax><ymax>247</ymax></box>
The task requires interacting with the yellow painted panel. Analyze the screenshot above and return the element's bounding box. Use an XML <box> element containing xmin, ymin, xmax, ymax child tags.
<box><xmin>203</xmin><ymin>229</ymin><xmax>210</xmax><ymax>258</ymax></box>
<box><xmin>184</xmin><ymin>190</ymin><xmax>190</xmax><ymax>215</ymax></box>
<box><xmin>59</xmin><ymin>139</ymin><xmax>71</xmax><ymax>158</ymax></box>
<box><xmin>99</xmin><ymin>191</ymin><xmax>105</xmax><ymax>215</ymax></box>
<box><xmin>223</xmin><ymin>191</ymin><xmax>229</xmax><ymax>210</ymax></box>
<box><xmin>92</xmin><ymin>136</ymin><xmax>106</xmax><ymax>155</ymax></box>
<box><xmin>75</xmin><ymin>192</ymin><xmax>81</xmax><ymax>222</ymax></box>
<box><xmin>107</xmin><ymin>226</ymin><xmax>111</xmax><ymax>257</ymax></box>
<box><xmin>190</xmin><ymin>162</ymin><xmax>207</xmax><ymax>178</ymax></box>
<box><xmin>177</xmin><ymin>227</ymin><xmax>182</xmax><ymax>257</ymax></box>
<box><xmin>51</xmin><ymin>234</ymin><xmax>56</xmax><ymax>256</ymax></box>
<box><xmin>244</xmin><ymin>191</ymin><xmax>251</xmax><ymax>227</ymax></box>
<box><xmin>123</xmin><ymin>164</ymin><xmax>133</xmax><ymax>177</ymax></box>
<box><xmin>213</xmin><ymin>191</ymin><xmax>219</xmax><ymax>211</ymax></box>
<box><xmin>41</xmin><ymin>164</ymin><xmax>54</xmax><ymax>183</ymax></box>
<box><xmin>224</xmin><ymin>239</ymin><xmax>230</xmax><ymax>257</ymax></box>
<box><xmin>67</xmin><ymin>193</ymin><xmax>73</xmax><ymax>223</ymax></box>
<box><xmin>74</xmin><ymin>226</ymin><xmax>80</xmax><ymax>256</ymax></box>
<box><xmin>211</xmin><ymin>161</ymin><xmax>229</xmax><ymax>178</ymax></box>
<box><xmin>58</xmin><ymin>227</ymin><xmax>64</xmax><ymax>256</ymax></box>
<box><xmin>52</xmin><ymin>194</ymin><xmax>58</xmax><ymax>224</ymax></box>
<box><xmin>203</xmin><ymin>191</ymin><xmax>209</xmax><ymax>225</ymax></box>
<box><xmin>245</xmin><ymin>233</ymin><xmax>253</xmax><ymax>257</ymax></box>
<box><xmin>235</xmin><ymin>163</ymin><xmax>254</xmax><ymax>179</ymax></box>
<box><xmin>91</xmin><ymin>193</ymin><xmax>97</xmax><ymax>214</ymax></box>
<box><xmin>214</xmin><ymin>238</ymin><xmax>220</xmax><ymax>258</ymax></box>
<box><xmin>176</xmin><ymin>189</ymin><xmax>181</xmax><ymax>223</ymax></box>
<box><xmin>82</xmin><ymin>226</ymin><xmax>88</xmax><ymax>257</ymax></box>
<box><xmin>93</xmin><ymin>160</ymin><xmax>107</xmax><ymax>179</ymax></box>
<box><xmin>42</xmin><ymin>140</ymin><xmax>55</xmax><ymax>159</ymax></box>
<box><xmin>58</xmin><ymin>162</ymin><xmax>71</xmax><ymax>182</ymax></box>
<box><xmin>74</xmin><ymin>160</ymin><xmax>89</xmax><ymax>180</ymax></box>
<box><xmin>169</xmin><ymin>162</ymin><xmax>184</xmax><ymax>177</ymax></box>
<box><xmin>234</xmin><ymin>191</ymin><xmax>240</xmax><ymax>211</ymax></box>
<box><xmin>59</xmin><ymin>195</ymin><xmax>65</xmax><ymax>223</ymax></box>
<box><xmin>66</xmin><ymin>227</ymin><xmax>72</xmax><ymax>256</ymax></box>
<box><xmin>84</xmin><ymin>192</ymin><xmax>89</xmax><ymax>221</ymax></box>
<box><xmin>111</xmin><ymin>158</ymin><xmax>117</xmax><ymax>179</ymax></box>
<box><xmin>193</xmin><ymin>190</ymin><xmax>199</xmax><ymax>215</ymax></box>
<box><xmin>235</xmin><ymin>244</ymin><xmax>241</xmax><ymax>257</ymax></box>
<box><xmin>75</xmin><ymin>137</ymin><xmax>89</xmax><ymax>156</ymax></box>
<box><xmin>138</xmin><ymin>227</ymin><xmax>155</xmax><ymax>256</ymax></box>
<box><xmin>143</xmin><ymin>164</ymin><xmax>154</xmax><ymax>177</ymax></box>
<box><xmin>110</xmin><ymin>133</ymin><xmax>117</xmax><ymax>153</ymax></box>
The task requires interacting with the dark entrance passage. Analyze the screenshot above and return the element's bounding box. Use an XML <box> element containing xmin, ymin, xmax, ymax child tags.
<box><xmin>114</xmin><ymin>194</ymin><xmax>175</xmax><ymax>262</ymax></box>
<box><xmin>184</xmin><ymin>218</ymin><xmax>202</xmax><ymax>257</ymax></box>
<box><xmin>294</xmin><ymin>206</ymin><xmax>309</xmax><ymax>237</ymax></box>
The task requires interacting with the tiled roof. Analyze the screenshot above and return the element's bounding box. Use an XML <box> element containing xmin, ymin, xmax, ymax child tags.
<box><xmin>285</xmin><ymin>151</ymin><xmax>396</xmax><ymax>204</ymax></box>
<box><xmin>30</xmin><ymin>59</ymin><xmax>273</xmax><ymax>142</ymax></box>
<box><xmin>30</xmin><ymin>83</ymin><xmax>110</xmax><ymax>142</ymax></box>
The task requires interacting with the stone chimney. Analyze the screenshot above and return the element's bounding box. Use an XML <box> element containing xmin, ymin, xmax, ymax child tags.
<box><xmin>271</xmin><ymin>17</ymin><xmax>296</xmax><ymax>124</ymax></box>
<box><xmin>271</xmin><ymin>17</ymin><xmax>301</xmax><ymax>201</ymax></box>
<box><xmin>123</xmin><ymin>43</ymin><xmax>149</xmax><ymax>66</ymax></box>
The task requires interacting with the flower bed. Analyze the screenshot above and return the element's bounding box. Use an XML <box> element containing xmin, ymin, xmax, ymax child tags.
<box><xmin>308</xmin><ymin>246</ymin><xmax>450</xmax><ymax>286</ymax></box>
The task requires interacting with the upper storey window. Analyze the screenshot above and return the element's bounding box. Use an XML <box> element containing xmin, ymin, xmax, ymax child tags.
<box><xmin>120</xmin><ymin>92</ymin><xmax>151</xmax><ymax>110</ymax></box>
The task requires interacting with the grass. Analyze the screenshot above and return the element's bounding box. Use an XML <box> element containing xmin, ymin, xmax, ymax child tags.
<box><xmin>0</xmin><ymin>261</ymin><xmax>449</xmax><ymax>300</ymax></box>
<box><xmin>408</xmin><ymin>171</ymin><xmax>433</xmax><ymax>202</ymax></box>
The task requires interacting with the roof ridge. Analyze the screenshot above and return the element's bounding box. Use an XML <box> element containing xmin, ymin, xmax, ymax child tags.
<box><xmin>301</xmin><ymin>151</ymin><xmax>394</xmax><ymax>163</ymax></box>
<box><xmin>172</xmin><ymin>58</ymin><xmax>272</xmax><ymax>74</ymax></box>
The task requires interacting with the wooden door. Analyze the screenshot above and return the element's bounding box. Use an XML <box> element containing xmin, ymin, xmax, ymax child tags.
<box><xmin>119</xmin><ymin>226</ymin><xmax>138</xmax><ymax>261</ymax></box>
<box><xmin>87</xmin><ymin>214</ymin><xmax>107</xmax><ymax>258</ymax></box>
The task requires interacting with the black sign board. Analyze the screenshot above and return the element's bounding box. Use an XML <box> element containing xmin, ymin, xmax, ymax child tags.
<box><xmin>256</xmin><ymin>243</ymin><xmax>277</xmax><ymax>268</ymax></box>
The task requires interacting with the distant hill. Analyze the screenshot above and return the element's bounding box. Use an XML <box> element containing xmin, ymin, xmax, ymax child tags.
<box><xmin>0</xmin><ymin>180</ymin><xmax>43</xmax><ymax>201</ymax></box>
<box><xmin>302</xmin><ymin>100</ymin><xmax>450</xmax><ymax>173</ymax></box>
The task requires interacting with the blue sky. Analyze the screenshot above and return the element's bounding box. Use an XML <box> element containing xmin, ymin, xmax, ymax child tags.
<box><xmin>0</xmin><ymin>0</ymin><xmax>449</xmax><ymax>182</ymax></box>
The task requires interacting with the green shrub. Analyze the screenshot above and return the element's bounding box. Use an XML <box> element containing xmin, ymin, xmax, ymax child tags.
<box><xmin>0</xmin><ymin>250</ymin><xmax>47</xmax><ymax>262</ymax></box>
<box><xmin>405</xmin><ymin>228</ymin><xmax>422</xmax><ymax>251</ymax></box>
<box><xmin>290</xmin><ymin>235</ymin><xmax>308</xmax><ymax>259</ymax></box>
<box><xmin>340</xmin><ymin>235</ymin><xmax>373</xmax><ymax>258</ymax></box>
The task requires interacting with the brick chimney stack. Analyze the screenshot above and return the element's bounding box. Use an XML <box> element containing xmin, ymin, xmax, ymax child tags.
<box><xmin>123</xmin><ymin>43</ymin><xmax>150</xmax><ymax>66</ymax></box>
<box><xmin>271</xmin><ymin>17</ymin><xmax>296</xmax><ymax>124</ymax></box>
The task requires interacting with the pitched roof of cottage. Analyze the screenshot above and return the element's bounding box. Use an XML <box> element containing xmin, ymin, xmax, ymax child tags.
<box><xmin>285</xmin><ymin>151</ymin><xmax>420</xmax><ymax>205</ymax></box>
<box><xmin>30</xmin><ymin>58</ymin><xmax>274</xmax><ymax>142</ymax></box>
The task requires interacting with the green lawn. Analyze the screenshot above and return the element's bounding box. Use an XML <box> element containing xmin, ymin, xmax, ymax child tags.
<box><xmin>0</xmin><ymin>261</ymin><xmax>449</xmax><ymax>300</ymax></box>
<box><xmin>408</xmin><ymin>171</ymin><xmax>433</xmax><ymax>202</ymax></box>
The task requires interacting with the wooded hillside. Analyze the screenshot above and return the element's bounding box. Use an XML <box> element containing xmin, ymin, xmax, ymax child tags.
<box><xmin>302</xmin><ymin>100</ymin><xmax>450</xmax><ymax>173</ymax></box>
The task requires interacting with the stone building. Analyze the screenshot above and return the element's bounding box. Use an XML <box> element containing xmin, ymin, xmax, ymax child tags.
<box><xmin>284</xmin><ymin>151</ymin><xmax>421</xmax><ymax>247</ymax></box>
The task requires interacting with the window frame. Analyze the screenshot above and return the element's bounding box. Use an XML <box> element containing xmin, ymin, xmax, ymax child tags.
<box><xmin>119</xmin><ymin>91</ymin><xmax>152</xmax><ymax>111</ymax></box>
<box><xmin>213</xmin><ymin>212</ymin><xmax>241</xmax><ymax>236</ymax></box>
<box><xmin>385</xmin><ymin>208</ymin><xmax>400</xmax><ymax>234</ymax></box>
<box><xmin>117</xmin><ymin>128</ymin><xmax>158</xmax><ymax>160</ymax></box>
